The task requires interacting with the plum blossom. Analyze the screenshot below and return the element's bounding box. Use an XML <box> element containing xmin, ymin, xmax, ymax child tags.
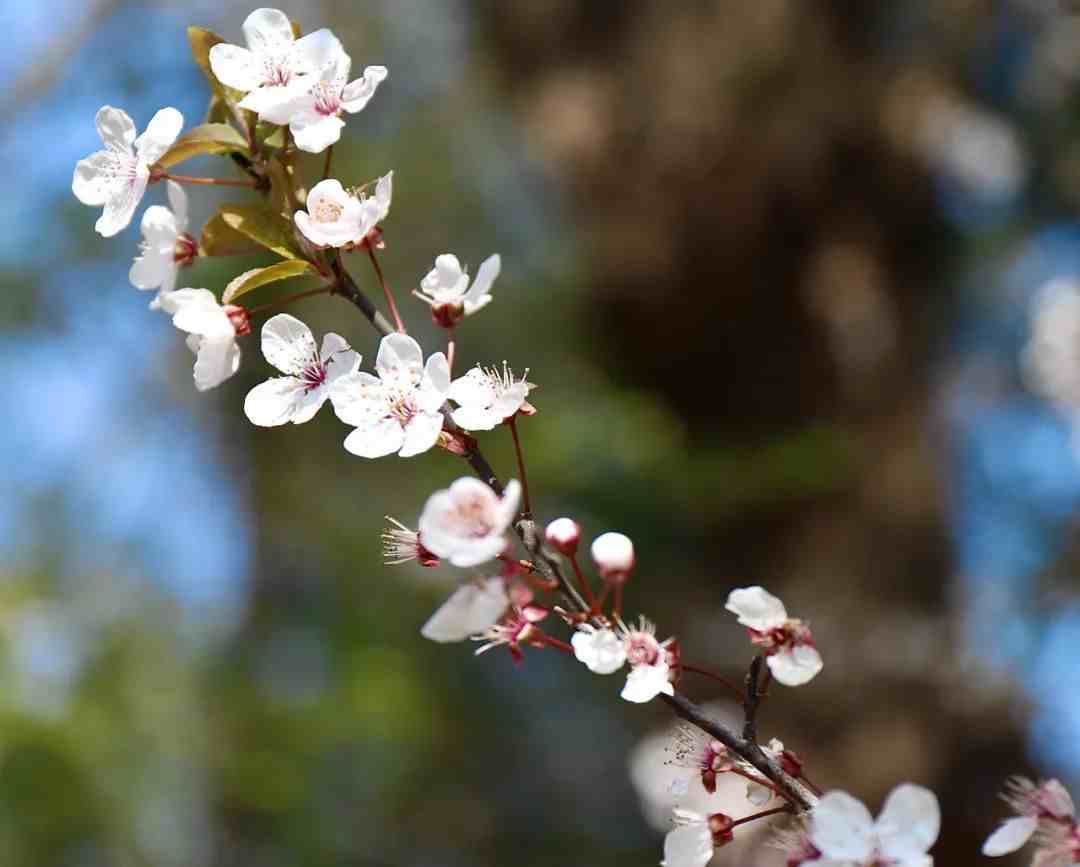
<box><xmin>662</xmin><ymin>808</ymin><xmax>733</xmax><ymax>867</ymax></box>
<box><xmin>592</xmin><ymin>532</ymin><xmax>635</xmax><ymax>581</ymax></box>
<box><xmin>620</xmin><ymin>616</ymin><xmax>676</xmax><ymax>703</ymax></box>
<box><xmin>329</xmin><ymin>332</ymin><xmax>449</xmax><ymax>458</ymax></box>
<box><xmin>73</xmin><ymin>105</ymin><xmax>183</xmax><ymax>237</ymax></box>
<box><xmin>244</xmin><ymin>314</ymin><xmax>359</xmax><ymax>426</ymax></box>
<box><xmin>473</xmin><ymin>604</ymin><xmax>549</xmax><ymax>663</ymax></box>
<box><xmin>129</xmin><ymin>181</ymin><xmax>196</xmax><ymax>308</ymax></box>
<box><xmin>414</xmin><ymin>253</ymin><xmax>500</xmax><ymax>327</ymax></box>
<box><xmin>420</xmin><ymin>578</ymin><xmax>510</xmax><ymax>643</ymax></box>
<box><xmin>382</xmin><ymin>517</ymin><xmax>439</xmax><ymax>567</ymax></box>
<box><xmin>725</xmin><ymin>586</ymin><xmax>822</xmax><ymax>687</ymax></box>
<box><xmin>800</xmin><ymin>785</ymin><xmax>940</xmax><ymax>867</ymax></box>
<box><xmin>448</xmin><ymin>363</ymin><xmax>535</xmax><ymax>431</ymax></box>
<box><xmin>159</xmin><ymin>289</ymin><xmax>245</xmax><ymax>391</ymax></box>
<box><xmin>209</xmin><ymin>8</ymin><xmax>343</xmax><ymax>119</ymax></box>
<box><xmin>668</xmin><ymin>725</ymin><xmax>735</xmax><ymax>795</ymax></box>
<box><xmin>571</xmin><ymin>624</ymin><xmax>627</xmax><ymax>674</ymax></box>
<box><xmin>260</xmin><ymin>49</ymin><xmax>387</xmax><ymax>153</ymax></box>
<box><xmin>416</xmin><ymin>477</ymin><xmax>522</xmax><ymax>568</ymax></box>
<box><xmin>294</xmin><ymin>173</ymin><xmax>392</xmax><ymax>249</ymax></box>
<box><xmin>983</xmin><ymin>777</ymin><xmax>1078</xmax><ymax>862</ymax></box>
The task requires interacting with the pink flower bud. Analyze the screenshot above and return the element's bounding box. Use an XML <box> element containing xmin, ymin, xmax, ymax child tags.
<box><xmin>590</xmin><ymin>532</ymin><xmax>634</xmax><ymax>581</ymax></box>
<box><xmin>224</xmin><ymin>304</ymin><xmax>251</xmax><ymax>336</ymax></box>
<box><xmin>545</xmin><ymin>518</ymin><xmax>581</xmax><ymax>556</ymax></box>
<box><xmin>707</xmin><ymin>813</ymin><xmax>735</xmax><ymax>845</ymax></box>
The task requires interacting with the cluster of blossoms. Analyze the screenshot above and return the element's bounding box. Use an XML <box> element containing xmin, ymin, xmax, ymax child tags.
<box><xmin>71</xmin><ymin>8</ymin><xmax>1071</xmax><ymax>867</ymax></box>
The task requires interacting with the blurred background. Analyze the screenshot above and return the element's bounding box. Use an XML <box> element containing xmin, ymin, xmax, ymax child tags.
<box><xmin>3</xmin><ymin>0</ymin><xmax>1080</xmax><ymax>864</ymax></box>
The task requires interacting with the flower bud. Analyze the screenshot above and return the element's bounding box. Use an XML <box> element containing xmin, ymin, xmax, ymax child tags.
<box><xmin>707</xmin><ymin>812</ymin><xmax>735</xmax><ymax>845</ymax></box>
<box><xmin>590</xmin><ymin>532</ymin><xmax>634</xmax><ymax>581</ymax></box>
<box><xmin>224</xmin><ymin>304</ymin><xmax>252</xmax><ymax>336</ymax></box>
<box><xmin>545</xmin><ymin>517</ymin><xmax>581</xmax><ymax>556</ymax></box>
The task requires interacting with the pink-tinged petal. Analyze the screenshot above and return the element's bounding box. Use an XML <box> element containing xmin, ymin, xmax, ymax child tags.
<box><xmin>809</xmin><ymin>791</ymin><xmax>876</xmax><ymax>861</ymax></box>
<box><xmin>95</xmin><ymin>106</ymin><xmax>136</xmax><ymax>150</ymax></box>
<box><xmin>876</xmin><ymin>784</ymin><xmax>940</xmax><ymax>862</ymax></box>
<box><xmin>1042</xmin><ymin>780</ymin><xmax>1075</xmax><ymax>819</ymax></box>
<box><xmin>134</xmin><ymin>107</ymin><xmax>183</xmax><ymax>163</ymax></box>
<box><xmin>767</xmin><ymin>645</ymin><xmax>823</xmax><ymax>687</ymax></box>
<box><xmin>376</xmin><ymin>332</ymin><xmax>424</xmax><ymax>383</ymax></box>
<box><xmin>661</xmin><ymin>822</ymin><xmax>714</xmax><ymax>867</ymax></box>
<box><xmin>399</xmin><ymin>411</ymin><xmax>444</xmax><ymax>458</ymax></box>
<box><xmin>445</xmin><ymin>535</ymin><xmax>506</xmax><ymax>569</ymax></box>
<box><xmin>420</xmin><ymin>579</ymin><xmax>509</xmax><ymax>643</ymax></box>
<box><xmin>166</xmin><ymin>180</ymin><xmax>188</xmax><ymax>229</ymax></box>
<box><xmin>193</xmin><ymin>337</ymin><xmax>241</xmax><ymax>391</ymax></box>
<box><xmin>620</xmin><ymin>663</ymin><xmax>674</xmax><ymax>703</ymax></box>
<box><xmin>241</xmin><ymin>7</ymin><xmax>294</xmax><ymax>50</ymax></box>
<box><xmin>463</xmin><ymin>253</ymin><xmax>500</xmax><ymax>306</ymax></box>
<box><xmin>328</xmin><ymin>371</ymin><xmax>385</xmax><ymax>426</ymax></box>
<box><xmin>343</xmin><ymin>416</ymin><xmax>404</xmax><ymax>459</ymax></box>
<box><xmin>291</xmin><ymin>113</ymin><xmax>345</xmax><ymax>154</ymax></box>
<box><xmin>261</xmin><ymin>313</ymin><xmax>317</xmax><ymax>375</ymax></box>
<box><xmin>72</xmin><ymin>151</ymin><xmax>116</xmax><ymax>205</ymax></box>
<box><xmin>95</xmin><ymin>172</ymin><xmax>148</xmax><ymax>237</ymax></box>
<box><xmin>319</xmin><ymin>332</ymin><xmax>349</xmax><ymax>362</ymax></box>
<box><xmin>725</xmin><ymin>586</ymin><xmax>788</xmax><ymax>631</ymax></box>
<box><xmin>244</xmin><ymin>377</ymin><xmax>304</xmax><ymax>426</ymax></box>
<box><xmin>208</xmin><ymin>44</ymin><xmax>261</xmax><ymax>91</ymax></box>
<box><xmin>292</xmin><ymin>28</ymin><xmax>344</xmax><ymax>74</ymax></box>
<box><xmin>341</xmin><ymin>65</ymin><xmax>388</xmax><ymax>113</ymax></box>
<box><xmin>982</xmin><ymin>817</ymin><xmax>1038</xmax><ymax>856</ymax></box>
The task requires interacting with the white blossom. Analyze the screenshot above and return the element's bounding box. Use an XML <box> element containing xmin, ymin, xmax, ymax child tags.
<box><xmin>804</xmin><ymin>785</ymin><xmax>940</xmax><ymax>867</ymax></box>
<box><xmin>725</xmin><ymin>586</ymin><xmax>822</xmax><ymax>687</ymax></box>
<box><xmin>159</xmin><ymin>289</ymin><xmax>244</xmax><ymax>391</ymax></box>
<box><xmin>668</xmin><ymin>725</ymin><xmax>734</xmax><ymax>796</ymax></box>
<box><xmin>983</xmin><ymin>777</ymin><xmax>1078</xmax><ymax>860</ymax></box>
<box><xmin>662</xmin><ymin>809</ymin><xmax>732</xmax><ymax>867</ymax></box>
<box><xmin>571</xmin><ymin>624</ymin><xmax>627</xmax><ymax>674</ymax></box>
<box><xmin>414</xmin><ymin>253</ymin><xmax>500</xmax><ymax>326</ymax></box>
<box><xmin>209</xmin><ymin>8</ymin><xmax>343</xmax><ymax>119</ymax></box>
<box><xmin>260</xmin><ymin>48</ymin><xmax>386</xmax><ymax>153</ymax></box>
<box><xmin>592</xmin><ymin>532</ymin><xmax>635</xmax><ymax>580</ymax></box>
<box><xmin>1022</xmin><ymin>278</ymin><xmax>1080</xmax><ymax>414</ymax></box>
<box><xmin>73</xmin><ymin>105</ymin><xmax>183</xmax><ymax>237</ymax></box>
<box><xmin>619</xmin><ymin>616</ymin><xmax>675</xmax><ymax>703</ymax></box>
<box><xmin>294</xmin><ymin>173</ymin><xmax>392</xmax><ymax>248</ymax></box>
<box><xmin>420</xmin><ymin>578</ymin><xmax>510</xmax><ymax>643</ymax></box>
<box><xmin>244</xmin><ymin>314</ymin><xmax>359</xmax><ymax>426</ymax></box>
<box><xmin>129</xmin><ymin>181</ymin><xmax>195</xmax><ymax>308</ymax></box>
<box><xmin>330</xmin><ymin>332</ymin><xmax>448</xmax><ymax>458</ymax></box>
<box><xmin>448</xmin><ymin>363</ymin><xmax>534</xmax><ymax>431</ymax></box>
<box><xmin>417</xmin><ymin>477</ymin><xmax>521</xmax><ymax>568</ymax></box>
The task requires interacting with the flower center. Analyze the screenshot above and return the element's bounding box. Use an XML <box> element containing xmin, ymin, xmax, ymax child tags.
<box><xmin>313</xmin><ymin>200</ymin><xmax>344</xmax><ymax>223</ymax></box>
<box><xmin>313</xmin><ymin>82</ymin><xmax>341</xmax><ymax>117</ymax></box>
<box><xmin>299</xmin><ymin>361</ymin><xmax>328</xmax><ymax>392</ymax></box>
<box><xmin>451</xmin><ymin>496</ymin><xmax>496</xmax><ymax>538</ymax></box>
<box><xmin>625</xmin><ymin>632</ymin><xmax>660</xmax><ymax>666</ymax></box>
<box><xmin>262</xmin><ymin>56</ymin><xmax>293</xmax><ymax>87</ymax></box>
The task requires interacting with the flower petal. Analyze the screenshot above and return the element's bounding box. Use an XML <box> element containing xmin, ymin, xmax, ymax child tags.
<box><xmin>242</xmin><ymin>7</ymin><xmax>294</xmax><ymax>51</ymax></box>
<box><xmin>876</xmin><ymin>784</ymin><xmax>940</xmax><ymax>862</ymax></box>
<box><xmin>72</xmin><ymin>151</ymin><xmax>117</xmax><ymax>205</ymax></box>
<box><xmin>463</xmin><ymin>253</ymin><xmax>500</xmax><ymax>306</ymax></box>
<box><xmin>620</xmin><ymin>663</ymin><xmax>674</xmax><ymax>703</ymax></box>
<box><xmin>399</xmin><ymin>411</ymin><xmax>444</xmax><ymax>458</ymax></box>
<box><xmin>450</xmin><ymin>405</ymin><xmax>499</xmax><ymax>432</ymax></box>
<box><xmin>329</xmin><ymin>371</ymin><xmax>385</xmax><ymax>425</ymax></box>
<box><xmin>809</xmin><ymin>791</ymin><xmax>876</xmax><ymax>861</ymax></box>
<box><xmin>139</xmin><ymin>204</ymin><xmax>179</xmax><ymax>246</ymax></box>
<box><xmin>341</xmin><ymin>65</ymin><xmax>388</xmax><ymax>113</ymax></box>
<box><xmin>95</xmin><ymin>172</ymin><xmax>148</xmax><ymax>237</ymax></box>
<box><xmin>376</xmin><ymin>332</ymin><xmax>424</xmax><ymax>384</ymax></box>
<box><xmin>129</xmin><ymin>247</ymin><xmax>173</xmax><ymax>291</ymax></box>
<box><xmin>244</xmin><ymin>377</ymin><xmax>304</xmax><ymax>426</ymax></box>
<box><xmin>292</xmin><ymin>28</ymin><xmax>344</xmax><ymax>74</ymax></box>
<box><xmin>95</xmin><ymin>106</ymin><xmax>136</xmax><ymax>150</ymax></box>
<box><xmin>166</xmin><ymin>180</ymin><xmax>188</xmax><ymax>229</ymax></box>
<box><xmin>134</xmin><ymin>107</ymin><xmax>184</xmax><ymax>163</ymax></box>
<box><xmin>261</xmin><ymin>313</ymin><xmax>317</xmax><ymax>376</ymax></box>
<box><xmin>343</xmin><ymin>416</ymin><xmax>405</xmax><ymax>458</ymax></box>
<box><xmin>193</xmin><ymin>337</ymin><xmax>241</xmax><ymax>391</ymax></box>
<box><xmin>725</xmin><ymin>586</ymin><xmax>788</xmax><ymax>631</ymax></box>
<box><xmin>766</xmin><ymin>645</ymin><xmax>823</xmax><ymax>687</ymax></box>
<box><xmin>291</xmin><ymin>112</ymin><xmax>346</xmax><ymax>154</ymax></box>
<box><xmin>661</xmin><ymin>822</ymin><xmax>714</xmax><ymax>867</ymax></box>
<box><xmin>420</xmin><ymin>578</ymin><xmax>509</xmax><ymax>643</ymax></box>
<box><xmin>982</xmin><ymin>817</ymin><xmax>1038</xmax><ymax>857</ymax></box>
<box><xmin>208</xmin><ymin>44</ymin><xmax>261</xmax><ymax>92</ymax></box>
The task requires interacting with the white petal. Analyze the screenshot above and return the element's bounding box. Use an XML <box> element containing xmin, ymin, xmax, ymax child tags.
<box><xmin>139</xmin><ymin>203</ymin><xmax>179</xmax><ymax>246</ymax></box>
<box><xmin>292</xmin><ymin>29</ymin><xmax>343</xmax><ymax>73</ymax></box>
<box><xmin>341</xmin><ymin>65</ymin><xmax>388</xmax><ymax>113</ymax></box>
<box><xmin>95</xmin><ymin>172</ymin><xmax>147</xmax><ymax>237</ymax></box>
<box><xmin>376</xmin><ymin>332</ymin><xmax>424</xmax><ymax>383</ymax></box>
<box><xmin>417</xmin><ymin>353</ymin><xmax>451</xmax><ymax>412</ymax></box>
<box><xmin>767</xmin><ymin>645</ymin><xmax>823</xmax><ymax>687</ymax></box>
<box><xmin>242</xmin><ymin>7</ymin><xmax>295</xmax><ymax>51</ymax></box>
<box><xmin>496</xmin><ymin>479</ymin><xmax>523</xmax><ymax>529</ymax></box>
<box><xmin>129</xmin><ymin>247</ymin><xmax>173</xmax><ymax>291</ymax></box>
<box><xmin>661</xmin><ymin>822</ymin><xmax>714</xmax><ymax>867</ymax></box>
<box><xmin>261</xmin><ymin>313</ymin><xmax>317</xmax><ymax>375</ymax></box>
<box><xmin>208</xmin><ymin>44</ymin><xmax>261</xmax><ymax>92</ymax></box>
<box><xmin>374</xmin><ymin>171</ymin><xmax>393</xmax><ymax>212</ymax></box>
<box><xmin>329</xmin><ymin>371</ymin><xmax>385</xmax><ymax>425</ymax></box>
<box><xmin>72</xmin><ymin>151</ymin><xmax>116</xmax><ymax>205</ymax></box>
<box><xmin>244</xmin><ymin>377</ymin><xmax>304</xmax><ymax>426</ymax></box>
<box><xmin>420</xmin><ymin>579</ymin><xmax>509</xmax><ymax>643</ymax></box>
<box><xmin>291</xmin><ymin>113</ymin><xmax>345</xmax><ymax>153</ymax></box>
<box><xmin>876</xmin><ymin>784</ymin><xmax>940</xmax><ymax>862</ymax></box>
<box><xmin>463</xmin><ymin>253</ymin><xmax>500</xmax><ymax>306</ymax></box>
<box><xmin>810</xmin><ymin>791</ymin><xmax>876</xmax><ymax>861</ymax></box>
<box><xmin>448</xmin><ymin>366</ymin><xmax>494</xmax><ymax>407</ymax></box>
<box><xmin>95</xmin><ymin>106</ymin><xmax>136</xmax><ymax>150</ymax></box>
<box><xmin>135</xmin><ymin>107</ymin><xmax>183</xmax><ymax>164</ymax></box>
<box><xmin>451</xmin><ymin>405</ymin><xmax>500</xmax><ymax>431</ymax></box>
<box><xmin>1042</xmin><ymin>780</ymin><xmax>1075</xmax><ymax>819</ymax></box>
<box><xmin>343</xmin><ymin>417</ymin><xmax>405</xmax><ymax>458</ymax></box>
<box><xmin>239</xmin><ymin>83</ymin><xmax>301</xmax><ymax>117</ymax></box>
<box><xmin>981</xmin><ymin>817</ymin><xmax>1038</xmax><ymax>857</ymax></box>
<box><xmin>193</xmin><ymin>338</ymin><xmax>241</xmax><ymax>391</ymax></box>
<box><xmin>725</xmin><ymin>586</ymin><xmax>788</xmax><ymax>631</ymax></box>
<box><xmin>620</xmin><ymin>663</ymin><xmax>674</xmax><ymax>704</ymax></box>
<box><xmin>172</xmin><ymin>292</ymin><xmax>232</xmax><ymax>339</ymax></box>
<box><xmin>399</xmin><ymin>411</ymin><xmax>444</xmax><ymax>458</ymax></box>
<box><xmin>571</xmin><ymin>628</ymin><xmax>626</xmax><ymax>674</ymax></box>
<box><xmin>463</xmin><ymin>294</ymin><xmax>493</xmax><ymax>317</ymax></box>
<box><xmin>166</xmin><ymin>180</ymin><xmax>188</xmax><ymax>229</ymax></box>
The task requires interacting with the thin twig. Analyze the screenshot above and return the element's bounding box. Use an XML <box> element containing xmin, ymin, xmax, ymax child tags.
<box><xmin>366</xmin><ymin>245</ymin><xmax>406</xmax><ymax>333</ymax></box>
<box><xmin>508</xmin><ymin>417</ymin><xmax>533</xmax><ymax>517</ymax></box>
<box><xmin>679</xmin><ymin>663</ymin><xmax>745</xmax><ymax>701</ymax></box>
<box><xmin>743</xmin><ymin>655</ymin><xmax>765</xmax><ymax>744</ymax></box>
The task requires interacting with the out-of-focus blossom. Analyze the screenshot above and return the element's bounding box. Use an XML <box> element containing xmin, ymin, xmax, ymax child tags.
<box><xmin>983</xmin><ymin>777</ymin><xmax>1077</xmax><ymax>861</ymax></box>
<box><xmin>130</xmin><ymin>181</ymin><xmax>195</xmax><ymax>308</ymax></box>
<box><xmin>1023</xmin><ymin>279</ymin><xmax>1080</xmax><ymax>418</ymax></box>
<box><xmin>414</xmin><ymin>253</ymin><xmax>500</xmax><ymax>327</ymax></box>
<box><xmin>417</xmin><ymin>477</ymin><xmax>521</xmax><ymax>567</ymax></box>
<box><xmin>668</xmin><ymin>725</ymin><xmax>735</xmax><ymax>795</ymax></box>
<box><xmin>73</xmin><ymin>105</ymin><xmax>183</xmax><ymax>237</ymax></box>
<box><xmin>448</xmin><ymin>363</ymin><xmax>535</xmax><ymax>431</ymax></box>
<box><xmin>725</xmin><ymin>586</ymin><xmax>822</xmax><ymax>686</ymax></box>
<box><xmin>382</xmin><ymin>517</ymin><xmax>439</xmax><ymax>567</ymax></box>
<box><xmin>160</xmin><ymin>289</ymin><xmax>245</xmax><ymax>390</ymax></box>
<box><xmin>473</xmin><ymin>604</ymin><xmax>549</xmax><ymax>663</ymax></box>
<box><xmin>662</xmin><ymin>808</ymin><xmax>732</xmax><ymax>867</ymax></box>
<box><xmin>420</xmin><ymin>578</ymin><xmax>509</xmax><ymax>643</ymax></box>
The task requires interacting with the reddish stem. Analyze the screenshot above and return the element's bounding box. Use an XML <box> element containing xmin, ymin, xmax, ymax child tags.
<box><xmin>366</xmin><ymin>245</ymin><xmax>406</xmax><ymax>333</ymax></box>
<box><xmin>540</xmin><ymin>634</ymin><xmax>574</xmax><ymax>654</ymax></box>
<box><xmin>507</xmin><ymin>417</ymin><xmax>533</xmax><ymax>516</ymax></box>
<box><xmin>730</xmin><ymin>805</ymin><xmax>792</xmax><ymax>828</ymax></box>
<box><xmin>679</xmin><ymin>664</ymin><xmax>746</xmax><ymax>701</ymax></box>
<box><xmin>569</xmin><ymin>554</ymin><xmax>598</xmax><ymax>611</ymax></box>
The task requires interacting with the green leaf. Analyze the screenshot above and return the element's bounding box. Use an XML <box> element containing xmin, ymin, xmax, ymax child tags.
<box><xmin>157</xmin><ymin>124</ymin><xmax>251</xmax><ymax>169</ymax></box>
<box><xmin>218</xmin><ymin>203</ymin><xmax>303</xmax><ymax>260</ymax></box>
<box><xmin>222</xmin><ymin>260</ymin><xmax>318</xmax><ymax>304</ymax></box>
<box><xmin>188</xmin><ymin>27</ymin><xmax>253</xmax><ymax>129</ymax></box>
<box><xmin>200</xmin><ymin>212</ymin><xmax>264</xmax><ymax>257</ymax></box>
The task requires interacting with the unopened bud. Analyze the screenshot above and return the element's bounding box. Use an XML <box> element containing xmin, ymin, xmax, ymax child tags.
<box><xmin>545</xmin><ymin>518</ymin><xmax>581</xmax><ymax>556</ymax></box>
<box><xmin>174</xmin><ymin>234</ymin><xmax>198</xmax><ymax>268</ymax></box>
<box><xmin>590</xmin><ymin>532</ymin><xmax>634</xmax><ymax>581</ymax></box>
<box><xmin>707</xmin><ymin>812</ymin><xmax>735</xmax><ymax>845</ymax></box>
<box><xmin>431</xmin><ymin>301</ymin><xmax>465</xmax><ymax>329</ymax></box>
<box><xmin>224</xmin><ymin>304</ymin><xmax>251</xmax><ymax>336</ymax></box>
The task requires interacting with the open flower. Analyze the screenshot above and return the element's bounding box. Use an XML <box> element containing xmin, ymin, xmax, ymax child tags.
<box><xmin>420</xmin><ymin>578</ymin><xmax>510</xmax><ymax>643</ymax></box>
<box><xmin>725</xmin><ymin>586</ymin><xmax>822</xmax><ymax>687</ymax></box>
<box><xmin>330</xmin><ymin>332</ymin><xmax>449</xmax><ymax>458</ymax></box>
<box><xmin>571</xmin><ymin>624</ymin><xmax>627</xmax><ymax>674</ymax></box>
<box><xmin>294</xmin><ymin>173</ymin><xmax>392</xmax><ymax>248</ymax></box>
<box><xmin>209</xmin><ymin>8</ymin><xmax>343</xmax><ymax>119</ymax></box>
<box><xmin>448</xmin><ymin>363</ymin><xmax>535</xmax><ymax>431</ymax></box>
<box><xmin>662</xmin><ymin>808</ymin><xmax>734</xmax><ymax>867</ymax></box>
<box><xmin>417</xmin><ymin>477</ymin><xmax>522</xmax><ymax>568</ymax></box>
<box><xmin>73</xmin><ymin>105</ymin><xmax>183</xmax><ymax>237</ymax></box>
<box><xmin>414</xmin><ymin>253</ymin><xmax>500</xmax><ymax>327</ymax></box>
<box><xmin>668</xmin><ymin>725</ymin><xmax>736</xmax><ymax>795</ymax></box>
<box><xmin>382</xmin><ymin>517</ymin><xmax>439</xmax><ymax>567</ymax></box>
<box><xmin>244</xmin><ymin>314</ymin><xmax>359</xmax><ymax>426</ymax></box>
<box><xmin>620</xmin><ymin>616</ymin><xmax>676</xmax><ymax>703</ymax></box>
<box><xmin>261</xmin><ymin>49</ymin><xmax>387</xmax><ymax>153</ymax></box>
<box><xmin>129</xmin><ymin>181</ymin><xmax>195</xmax><ymax>308</ymax></box>
<box><xmin>983</xmin><ymin>777</ymin><xmax>1077</xmax><ymax>860</ymax></box>
<box><xmin>159</xmin><ymin>289</ymin><xmax>245</xmax><ymax>391</ymax></box>
<box><xmin>802</xmin><ymin>785</ymin><xmax>940</xmax><ymax>867</ymax></box>
<box><xmin>473</xmin><ymin>604</ymin><xmax>549</xmax><ymax>663</ymax></box>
